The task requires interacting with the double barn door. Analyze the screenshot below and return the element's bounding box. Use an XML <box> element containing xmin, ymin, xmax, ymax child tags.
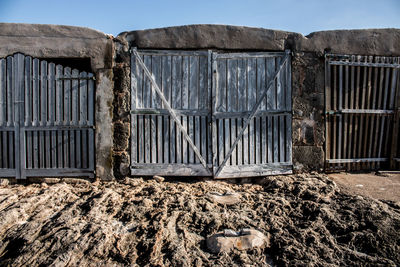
<box><xmin>130</xmin><ymin>49</ymin><xmax>292</xmax><ymax>178</ymax></box>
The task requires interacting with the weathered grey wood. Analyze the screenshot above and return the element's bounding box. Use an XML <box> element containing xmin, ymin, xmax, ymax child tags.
<box><xmin>182</xmin><ymin>56</ymin><xmax>189</xmax><ymax>110</ymax></box>
<box><xmin>170</xmin><ymin>116</ymin><xmax>176</xmax><ymax>163</ymax></box>
<box><xmin>143</xmin><ymin>55</ymin><xmax>151</xmax><ymax>109</ymax></box>
<box><xmin>163</xmin><ymin>115</ymin><xmax>169</xmax><ymax>163</ymax></box>
<box><xmin>176</xmin><ymin>115</ymin><xmax>182</xmax><ymax>163</ymax></box>
<box><xmin>0</xmin><ymin>59</ymin><xmax>5</xmax><ymax>127</ymax></box>
<box><xmin>194</xmin><ymin>116</ymin><xmax>200</xmax><ymax>164</ymax></box>
<box><xmin>24</xmin><ymin>57</ymin><xmax>32</xmax><ymax>169</ymax></box>
<box><xmin>327</xmin><ymin>109</ymin><xmax>394</xmax><ymax>114</ymax></box>
<box><xmin>215</xmin><ymin>163</ymin><xmax>292</xmax><ymax>179</ymax></box>
<box><xmin>48</xmin><ymin>63</ymin><xmax>56</xmax><ymax>167</ymax></box>
<box><xmin>211</xmin><ymin>52</ymin><xmax>218</xmax><ymax>167</ymax></box>
<box><xmin>6</xmin><ymin>57</ymin><xmax>13</xmax><ymax>127</ymax></box>
<box><xmin>326</xmin><ymin>158</ymin><xmax>388</xmax><ymax>163</ymax></box>
<box><xmin>188</xmin><ymin>116</ymin><xmax>195</xmax><ymax>163</ymax></box>
<box><xmin>87</xmin><ymin>73</ymin><xmax>95</xmax><ymax>170</ymax></box>
<box><xmin>150</xmin><ymin>115</ymin><xmax>157</xmax><ymax>163</ymax></box>
<box><xmin>172</xmin><ymin>56</ymin><xmax>182</xmax><ymax>109</ymax></box>
<box><xmin>144</xmin><ymin>115</ymin><xmax>150</xmax><ymax>163</ymax></box>
<box><xmin>215</xmin><ymin>53</ymin><xmax>289</xmax><ymax>176</ymax></box>
<box><xmin>138</xmin><ymin>115</ymin><xmax>144</xmax><ymax>163</ymax></box>
<box><xmin>131</xmin><ymin>163</ymin><xmax>212</xmax><ymax>176</ymax></box>
<box><xmin>215</xmin><ymin>52</ymin><xmax>286</xmax><ymax>59</ymax></box>
<box><xmin>200</xmin><ymin>116</ymin><xmax>207</xmax><ymax>163</ymax></box>
<box><xmin>137</xmin><ymin>50</ymin><xmax>208</xmax><ymax>57</ymax></box>
<box><xmin>15</xmin><ymin>54</ymin><xmax>24</xmax><ymax>178</ymax></box>
<box><xmin>329</xmin><ymin>61</ymin><xmax>400</xmax><ymax>68</ymax></box>
<box><xmin>132</xmin><ymin>49</ymin><xmax>208</xmax><ymax>168</ymax></box>
<box><xmin>131</xmin><ymin>54</ymin><xmax>137</xmax><ymax>165</ymax></box>
<box><xmin>286</xmin><ymin>55</ymin><xmax>292</xmax><ymax>164</ymax></box>
<box><xmin>131</xmin><ymin>108</ymin><xmax>209</xmax><ymax>116</ymax></box>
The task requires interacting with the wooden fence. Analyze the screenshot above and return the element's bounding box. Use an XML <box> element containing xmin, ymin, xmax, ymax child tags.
<box><xmin>325</xmin><ymin>54</ymin><xmax>400</xmax><ymax>171</ymax></box>
<box><xmin>0</xmin><ymin>53</ymin><xmax>95</xmax><ymax>179</ymax></box>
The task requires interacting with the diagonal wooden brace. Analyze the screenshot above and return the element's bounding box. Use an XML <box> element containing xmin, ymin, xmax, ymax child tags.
<box><xmin>215</xmin><ymin>52</ymin><xmax>290</xmax><ymax>177</ymax></box>
<box><xmin>132</xmin><ymin>48</ymin><xmax>208</xmax><ymax>169</ymax></box>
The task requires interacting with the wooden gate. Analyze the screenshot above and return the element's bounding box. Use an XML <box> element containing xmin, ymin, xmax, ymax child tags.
<box><xmin>0</xmin><ymin>53</ymin><xmax>95</xmax><ymax>179</ymax></box>
<box><xmin>212</xmin><ymin>51</ymin><xmax>292</xmax><ymax>178</ymax></box>
<box><xmin>130</xmin><ymin>49</ymin><xmax>213</xmax><ymax>176</ymax></box>
<box><xmin>131</xmin><ymin>49</ymin><xmax>292</xmax><ymax>178</ymax></box>
<box><xmin>325</xmin><ymin>54</ymin><xmax>400</xmax><ymax>171</ymax></box>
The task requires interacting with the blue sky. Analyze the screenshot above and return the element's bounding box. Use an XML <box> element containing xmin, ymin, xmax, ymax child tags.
<box><xmin>0</xmin><ymin>0</ymin><xmax>399</xmax><ymax>36</ymax></box>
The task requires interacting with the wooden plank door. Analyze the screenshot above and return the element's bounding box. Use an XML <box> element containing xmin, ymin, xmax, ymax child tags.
<box><xmin>0</xmin><ymin>55</ymin><xmax>17</xmax><ymax>177</ymax></box>
<box><xmin>130</xmin><ymin>49</ymin><xmax>212</xmax><ymax>176</ymax></box>
<box><xmin>212</xmin><ymin>51</ymin><xmax>293</xmax><ymax>178</ymax></box>
<box><xmin>325</xmin><ymin>54</ymin><xmax>400</xmax><ymax>171</ymax></box>
<box><xmin>0</xmin><ymin>53</ymin><xmax>95</xmax><ymax>179</ymax></box>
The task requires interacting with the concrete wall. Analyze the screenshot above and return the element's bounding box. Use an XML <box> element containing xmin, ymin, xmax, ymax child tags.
<box><xmin>0</xmin><ymin>23</ymin><xmax>115</xmax><ymax>180</ymax></box>
<box><xmin>2</xmin><ymin>23</ymin><xmax>400</xmax><ymax>179</ymax></box>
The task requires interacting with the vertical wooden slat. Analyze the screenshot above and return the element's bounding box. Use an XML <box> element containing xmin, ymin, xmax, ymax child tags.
<box><xmin>157</xmin><ymin>115</ymin><xmax>163</xmax><ymax>163</ymax></box>
<box><xmin>248</xmin><ymin>58</ymin><xmax>256</xmax><ymax>164</ymax></box>
<box><xmin>182</xmin><ymin>116</ymin><xmax>188</xmax><ymax>163</ymax></box>
<box><xmin>189</xmin><ymin>116</ymin><xmax>195</xmax><ymax>163</ymax></box>
<box><xmin>151</xmin><ymin>114</ymin><xmax>157</xmax><ymax>163</ymax></box>
<box><xmin>237</xmin><ymin>59</ymin><xmax>246</xmax><ymax>165</ymax></box>
<box><xmin>39</xmin><ymin>61</ymin><xmax>47</xmax><ymax>168</ymax></box>
<box><xmin>212</xmin><ymin>53</ymin><xmax>218</xmax><ymax>168</ymax></box>
<box><xmin>195</xmin><ymin>116</ymin><xmax>200</xmax><ymax>164</ymax></box>
<box><xmin>15</xmin><ymin>54</ymin><xmax>24</xmax><ymax>177</ymax></box>
<box><xmin>176</xmin><ymin>115</ymin><xmax>182</xmax><ymax>163</ymax></box>
<box><xmin>87</xmin><ymin>73</ymin><xmax>95</xmax><ymax>171</ymax></box>
<box><xmin>145</xmin><ymin>115</ymin><xmax>151</xmax><ymax>163</ymax></box>
<box><xmin>49</xmin><ymin>63</ymin><xmax>57</xmax><ymax>168</ymax></box>
<box><xmin>172</xmin><ymin>56</ymin><xmax>182</xmax><ymax>109</ymax></box>
<box><xmin>207</xmin><ymin>51</ymin><xmax>213</xmax><ymax>165</ymax></box>
<box><xmin>55</xmin><ymin>65</ymin><xmax>63</xmax><ymax>168</ymax></box>
<box><xmin>131</xmin><ymin>53</ymin><xmax>137</xmax><ymax>166</ymax></box>
<box><xmin>6</xmin><ymin>56</ymin><xmax>14</xmax><ymax>169</ymax></box>
<box><xmin>32</xmin><ymin>59</ymin><xmax>39</xmax><ymax>168</ymax></box>
<box><xmin>228</xmin><ymin>59</ymin><xmax>238</xmax><ymax>165</ymax></box>
<box><xmin>79</xmin><ymin>72</ymin><xmax>88</xmax><ymax>168</ymax></box>
<box><xmin>390</xmin><ymin>59</ymin><xmax>400</xmax><ymax>168</ymax></box>
<box><xmin>0</xmin><ymin>59</ymin><xmax>6</xmax><ymax>169</ymax></box>
<box><xmin>286</xmin><ymin>54</ymin><xmax>292</xmax><ymax>163</ymax></box>
<box><xmin>189</xmin><ymin>56</ymin><xmax>199</xmax><ymax>110</ymax></box>
<box><xmin>63</xmin><ymin>68</ymin><xmax>71</xmax><ymax>168</ymax></box>
<box><xmin>24</xmin><ymin>57</ymin><xmax>32</xmax><ymax>169</ymax></box>
<box><xmin>70</xmin><ymin>69</ymin><xmax>79</xmax><ymax>168</ymax></box>
<box><xmin>138</xmin><ymin>115</ymin><xmax>144</xmax><ymax>163</ymax></box>
<box><xmin>0</xmin><ymin>59</ymin><xmax>5</xmax><ymax>127</ymax></box>
<box><xmin>278</xmin><ymin>57</ymin><xmax>285</xmax><ymax>163</ymax></box>
<box><xmin>255</xmin><ymin>58</ymin><xmax>263</xmax><ymax>164</ymax></box>
<box><xmin>169</xmin><ymin>117</ymin><xmax>175</xmax><ymax>164</ymax></box>
<box><xmin>201</xmin><ymin>116</ymin><xmax>207</xmax><ymax>164</ymax></box>
<box><xmin>143</xmin><ymin>56</ymin><xmax>152</xmax><ymax>109</ymax></box>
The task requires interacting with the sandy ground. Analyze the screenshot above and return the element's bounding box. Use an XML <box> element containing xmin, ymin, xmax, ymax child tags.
<box><xmin>328</xmin><ymin>172</ymin><xmax>400</xmax><ymax>202</ymax></box>
<box><xmin>0</xmin><ymin>173</ymin><xmax>399</xmax><ymax>266</ymax></box>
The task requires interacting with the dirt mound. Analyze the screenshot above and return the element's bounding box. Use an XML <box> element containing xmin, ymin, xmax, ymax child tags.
<box><xmin>0</xmin><ymin>174</ymin><xmax>399</xmax><ymax>266</ymax></box>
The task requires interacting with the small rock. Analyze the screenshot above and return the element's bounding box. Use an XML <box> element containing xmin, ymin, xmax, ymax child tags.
<box><xmin>355</xmin><ymin>184</ymin><xmax>364</xmax><ymax>188</ymax></box>
<box><xmin>0</xmin><ymin>179</ymin><xmax>9</xmax><ymax>186</ymax></box>
<box><xmin>41</xmin><ymin>183</ymin><xmax>48</xmax><ymax>189</ymax></box>
<box><xmin>207</xmin><ymin>228</ymin><xmax>269</xmax><ymax>254</ymax></box>
<box><xmin>206</xmin><ymin>192</ymin><xmax>241</xmax><ymax>205</ymax></box>
<box><xmin>153</xmin><ymin>175</ymin><xmax>165</xmax><ymax>182</ymax></box>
